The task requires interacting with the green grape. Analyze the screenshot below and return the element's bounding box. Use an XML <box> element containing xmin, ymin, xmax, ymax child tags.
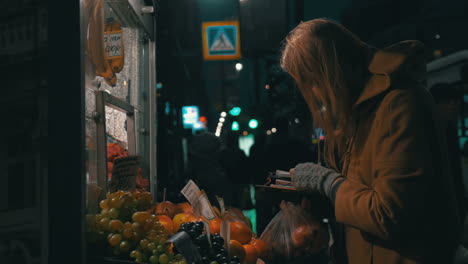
<box><xmin>147</xmin><ymin>242</ymin><xmax>156</xmax><ymax>250</ymax></box>
<box><xmin>158</xmin><ymin>237</ymin><xmax>167</xmax><ymax>245</ymax></box>
<box><xmin>130</xmin><ymin>250</ymin><xmax>138</xmax><ymax>258</ymax></box>
<box><xmin>152</xmin><ymin>249</ymin><xmax>159</xmax><ymax>256</ymax></box>
<box><xmin>137</xmin><ymin>252</ymin><xmax>149</xmax><ymax>263</ymax></box>
<box><xmin>108</xmin><ymin>234</ymin><xmax>122</xmax><ymax>247</ymax></box>
<box><xmin>99</xmin><ymin>218</ymin><xmax>111</xmax><ymax>231</ymax></box>
<box><xmin>140</xmin><ymin>239</ymin><xmax>149</xmax><ymax>248</ymax></box>
<box><xmin>149</xmin><ymin>255</ymin><xmax>159</xmax><ymax>264</ymax></box>
<box><xmin>135</xmin><ymin>250</ymin><xmax>143</xmax><ymax>259</ymax></box>
<box><xmin>156</xmin><ymin>244</ymin><xmax>164</xmax><ymax>253</ymax></box>
<box><xmin>175</xmin><ymin>254</ymin><xmax>183</xmax><ymax>261</ymax></box>
<box><xmin>108</xmin><ymin>208</ymin><xmax>119</xmax><ymax>219</ymax></box>
<box><xmin>132</xmin><ymin>222</ymin><xmax>142</xmax><ymax>232</ymax></box>
<box><xmin>178</xmin><ymin>260</ymin><xmax>187</xmax><ymax>264</ymax></box>
<box><xmin>119</xmin><ymin>241</ymin><xmax>130</xmax><ymax>253</ymax></box>
<box><xmin>113</xmin><ymin>248</ymin><xmax>120</xmax><ymax>256</ymax></box>
<box><xmin>159</xmin><ymin>254</ymin><xmax>169</xmax><ymax>264</ymax></box>
<box><xmin>135</xmin><ymin>258</ymin><xmax>144</xmax><ymax>263</ymax></box>
<box><xmin>210</xmin><ymin>261</ymin><xmax>218</xmax><ymax>264</ymax></box>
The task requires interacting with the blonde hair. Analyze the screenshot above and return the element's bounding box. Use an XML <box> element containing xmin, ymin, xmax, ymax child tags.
<box><xmin>281</xmin><ymin>19</ymin><xmax>369</xmax><ymax>170</ymax></box>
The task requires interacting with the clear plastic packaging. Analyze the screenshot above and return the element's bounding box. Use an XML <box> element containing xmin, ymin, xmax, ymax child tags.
<box><xmin>259</xmin><ymin>201</ymin><xmax>329</xmax><ymax>263</ymax></box>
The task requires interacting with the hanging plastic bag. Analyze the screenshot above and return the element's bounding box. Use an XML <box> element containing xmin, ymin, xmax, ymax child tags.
<box><xmin>259</xmin><ymin>201</ymin><xmax>329</xmax><ymax>263</ymax></box>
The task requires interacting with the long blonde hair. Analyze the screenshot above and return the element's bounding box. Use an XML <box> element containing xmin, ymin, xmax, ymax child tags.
<box><xmin>281</xmin><ymin>19</ymin><xmax>369</xmax><ymax>170</ymax></box>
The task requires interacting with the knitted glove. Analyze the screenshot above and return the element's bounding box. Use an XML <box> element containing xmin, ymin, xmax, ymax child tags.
<box><xmin>291</xmin><ymin>162</ymin><xmax>344</xmax><ymax>199</ymax></box>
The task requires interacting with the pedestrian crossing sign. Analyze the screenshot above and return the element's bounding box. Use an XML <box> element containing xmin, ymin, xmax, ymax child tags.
<box><xmin>202</xmin><ymin>21</ymin><xmax>241</xmax><ymax>61</ymax></box>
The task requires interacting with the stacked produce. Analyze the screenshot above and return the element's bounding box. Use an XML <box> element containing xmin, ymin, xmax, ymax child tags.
<box><xmin>87</xmin><ymin>188</ymin><xmax>269</xmax><ymax>264</ymax></box>
<box><xmin>107</xmin><ymin>143</ymin><xmax>148</xmax><ymax>189</ymax></box>
<box><xmin>86</xmin><ymin>191</ymin><xmax>188</xmax><ymax>264</ymax></box>
<box><xmin>151</xmin><ymin>200</ymin><xmax>267</xmax><ymax>264</ymax></box>
<box><xmin>107</xmin><ymin>143</ymin><xmax>129</xmax><ymax>180</ymax></box>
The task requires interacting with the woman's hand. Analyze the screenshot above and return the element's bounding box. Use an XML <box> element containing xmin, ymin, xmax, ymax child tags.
<box><xmin>290</xmin><ymin>163</ymin><xmax>344</xmax><ymax>199</ymax></box>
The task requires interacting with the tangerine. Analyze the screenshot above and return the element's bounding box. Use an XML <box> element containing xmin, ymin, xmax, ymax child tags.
<box><xmin>250</xmin><ymin>238</ymin><xmax>268</xmax><ymax>257</ymax></box>
<box><xmin>229</xmin><ymin>240</ymin><xmax>246</xmax><ymax>262</ymax></box>
<box><xmin>230</xmin><ymin>221</ymin><xmax>253</xmax><ymax>244</ymax></box>
<box><xmin>154</xmin><ymin>201</ymin><xmax>178</xmax><ymax>218</ymax></box>
<box><xmin>243</xmin><ymin>244</ymin><xmax>259</xmax><ymax>264</ymax></box>
<box><xmin>209</xmin><ymin>218</ymin><xmax>221</xmax><ymax>234</ymax></box>
<box><xmin>172</xmin><ymin>213</ymin><xmax>196</xmax><ymax>232</ymax></box>
<box><xmin>176</xmin><ymin>202</ymin><xmax>193</xmax><ymax>214</ymax></box>
<box><xmin>156</xmin><ymin>215</ymin><xmax>174</xmax><ymax>234</ymax></box>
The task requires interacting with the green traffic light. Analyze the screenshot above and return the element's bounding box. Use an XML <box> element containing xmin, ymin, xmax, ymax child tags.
<box><xmin>232</xmin><ymin>121</ymin><xmax>240</xmax><ymax>131</ymax></box>
<box><xmin>248</xmin><ymin>119</ymin><xmax>259</xmax><ymax>129</ymax></box>
<box><xmin>229</xmin><ymin>107</ymin><xmax>242</xmax><ymax>116</ymax></box>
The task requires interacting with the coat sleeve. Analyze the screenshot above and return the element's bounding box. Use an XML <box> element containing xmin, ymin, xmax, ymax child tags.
<box><xmin>335</xmin><ymin>89</ymin><xmax>431</xmax><ymax>241</ymax></box>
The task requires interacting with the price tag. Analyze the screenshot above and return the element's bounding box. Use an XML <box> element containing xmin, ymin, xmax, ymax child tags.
<box><xmin>181</xmin><ymin>180</ymin><xmax>201</xmax><ymax>205</ymax></box>
<box><xmin>192</xmin><ymin>192</ymin><xmax>216</xmax><ymax>220</ymax></box>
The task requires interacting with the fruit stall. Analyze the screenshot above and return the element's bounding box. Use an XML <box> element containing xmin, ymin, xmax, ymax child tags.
<box><xmin>81</xmin><ymin>1</ymin><xmax>331</xmax><ymax>263</ymax></box>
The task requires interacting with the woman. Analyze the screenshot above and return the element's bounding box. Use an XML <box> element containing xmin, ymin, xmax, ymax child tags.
<box><xmin>283</xmin><ymin>19</ymin><xmax>462</xmax><ymax>263</ymax></box>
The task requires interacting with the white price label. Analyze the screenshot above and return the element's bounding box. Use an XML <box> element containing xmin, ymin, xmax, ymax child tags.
<box><xmin>198</xmin><ymin>194</ymin><xmax>216</xmax><ymax>220</ymax></box>
<box><xmin>181</xmin><ymin>180</ymin><xmax>201</xmax><ymax>205</ymax></box>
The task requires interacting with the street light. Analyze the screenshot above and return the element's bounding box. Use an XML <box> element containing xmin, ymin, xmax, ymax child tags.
<box><xmin>229</xmin><ymin>107</ymin><xmax>241</xmax><ymax>116</ymax></box>
<box><xmin>248</xmin><ymin>119</ymin><xmax>258</xmax><ymax>129</ymax></box>
<box><xmin>231</xmin><ymin>121</ymin><xmax>240</xmax><ymax>131</ymax></box>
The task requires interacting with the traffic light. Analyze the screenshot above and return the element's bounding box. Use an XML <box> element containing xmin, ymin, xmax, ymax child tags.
<box><xmin>229</xmin><ymin>107</ymin><xmax>242</xmax><ymax>116</ymax></box>
<box><xmin>248</xmin><ymin>119</ymin><xmax>258</xmax><ymax>129</ymax></box>
<box><xmin>231</xmin><ymin>121</ymin><xmax>240</xmax><ymax>131</ymax></box>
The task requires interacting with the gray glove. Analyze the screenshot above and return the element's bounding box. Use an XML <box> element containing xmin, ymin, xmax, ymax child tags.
<box><xmin>291</xmin><ymin>162</ymin><xmax>344</xmax><ymax>199</ymax></box>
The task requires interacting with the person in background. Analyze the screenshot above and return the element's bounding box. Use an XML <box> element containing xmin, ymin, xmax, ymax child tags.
<box><xmin>247</xmin><ymin>131</ymin><xmax>268</xmax><ymax>185</ymax></box>
<box><xmin>219</xmin><ymin>131</ymin><xmax>251</xmax><ymax>209</ymax></box>
<box><xmin>282</xmin><ymin>19</ymin><xmax>462</xmax><ymax>263</ymax></box>
<box><xmin>186</xmin><ymin>132</ymin><xmax>234</xmax><ymax>205</ymax></box>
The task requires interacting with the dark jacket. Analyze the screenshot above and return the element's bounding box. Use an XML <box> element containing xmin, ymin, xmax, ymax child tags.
<box><xmin>334</xmin><ymin>41</ymin><xmax>462</xmax><ymax>263</ymax></box>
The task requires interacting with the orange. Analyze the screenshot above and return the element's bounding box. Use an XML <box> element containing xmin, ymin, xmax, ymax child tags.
<box><xmin>291</xmin><ymin>221</ymin><xmax>328</xmax><ymax>253</ymax></box>
<box><xmin>243</xmin><ymin>244</ymin><xmax>259</xmax><ymax>264</ymax></box>
<box><xmin>168</xmin><ymin>243</ymin><xmax>175</xmax><ymax>254</ymax></box>
<box><xmin>154</xmin><ymin>201</ymin><xmax>178</xmax><ymax>218</ymax></box>
<box><xmin>229</xmin><ymin>240</ymin><xmax>246</xmax><ymax>262</ymax></box>
<box><xmin>230</xmin><ymin>221</ymin><xmax>253</xmax><ymax>244</ymax></box>
<box><xmin>156</xmin><ymin>215</ymin><xmax>174</xmax><ymax>234</ymax></box>
<box><xmin>172</xmin><ymin>213</ymin><xmax>196</xmax><ymax>232</ymax></box>
<box><xmin>209</xmin><ymin>218</ymin><xmax>221</xmax><ymax>234</ymax></box>
<box><xmin>292</xmin><ymin>222</ymin><xmax>327</xmax><ymax>253</ymax></box>
<box><xmin>176</xmin><ymin>202</ymin><xmax>193</xmax><ymax>214</ymax></box>
<box><xmin>250</xmin><ymin>238</ymin><xmax>268</xmax><ymax>257</ymax></box>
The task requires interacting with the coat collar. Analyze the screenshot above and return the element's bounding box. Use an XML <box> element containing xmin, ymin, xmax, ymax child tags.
<box><xmin>353</xmin><ymin>40</ymin><xmax>426</xmax><ymax>108</ymax></box>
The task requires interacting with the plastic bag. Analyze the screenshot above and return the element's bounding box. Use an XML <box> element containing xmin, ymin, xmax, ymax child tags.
<box><xmin>259</xmin><ymin>201</ymin><xmax>329</xmax><ymax>263</ymax></box>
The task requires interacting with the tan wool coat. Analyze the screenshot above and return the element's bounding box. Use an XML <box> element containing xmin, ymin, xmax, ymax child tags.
<box><xmin>334</xmin><ymin>40</ymin><xmax>462</xmax><ymax>264</ymax></box>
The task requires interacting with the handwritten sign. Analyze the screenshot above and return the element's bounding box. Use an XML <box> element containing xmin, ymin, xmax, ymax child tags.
<box><xmin>104</xmin><ymin>30</ymin><xmax>123</xmax><ymax>58</ymax></box>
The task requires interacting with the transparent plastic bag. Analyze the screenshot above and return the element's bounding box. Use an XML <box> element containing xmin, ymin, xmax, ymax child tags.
<box><xmin>259</xmin><ymin>201</ymin><xmax>329</xmax><ymax>263</ymax></box>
